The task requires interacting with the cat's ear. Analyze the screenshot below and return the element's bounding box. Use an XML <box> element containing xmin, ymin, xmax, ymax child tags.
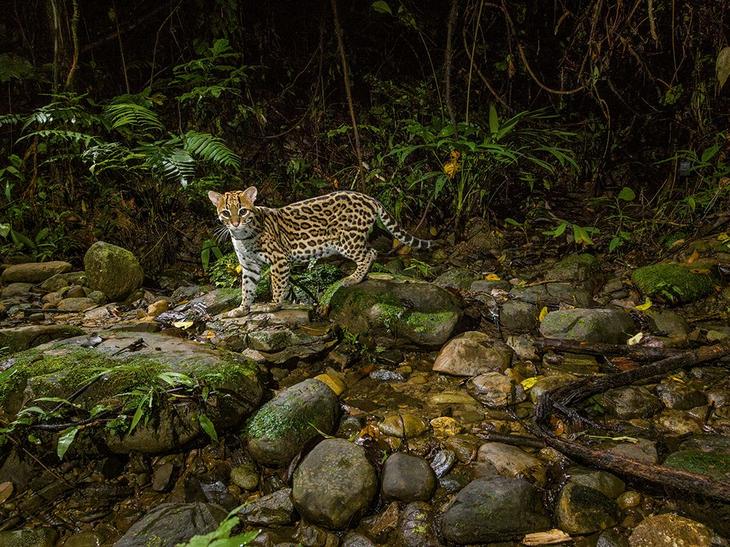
<box><xmin>242</xmin><ymin>186</ymin><xmax>258</xmax><ymax>204</ymax></box>
<box><xmin>208</xmin><ymin>191</ymin><xmax>223</xmax><ymax>206</ymax></box>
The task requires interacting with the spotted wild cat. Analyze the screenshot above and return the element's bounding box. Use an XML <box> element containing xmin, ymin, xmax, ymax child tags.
<box><xmin>209</xmin><ymin>187</ymin><xmax>433</xmax><ymax>317</ymax></box>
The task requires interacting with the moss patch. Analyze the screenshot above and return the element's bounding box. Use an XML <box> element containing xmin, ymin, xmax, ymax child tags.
<box><xmin>632</xmin><ymin>263</ymin><xmax>715</xmax><ymax>304</ymax></box>
<box><xmin>664</xmin><ymin>450</ymin><xmax>730</xmax><ymax>480</ymax></box>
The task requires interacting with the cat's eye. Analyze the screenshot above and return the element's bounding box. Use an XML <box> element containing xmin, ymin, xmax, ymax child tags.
<box><xmin>221</xmin><ymin>210</ymin><xmax>231</xmax><ymax>217</ymax></box>
<box><xmin>238</xmin><ymin>208</ymin><xmax>247</xmax><ymax>216</ymax></box>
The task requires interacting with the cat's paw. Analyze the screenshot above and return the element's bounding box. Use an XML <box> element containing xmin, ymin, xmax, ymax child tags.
<box><xmin>224</xmin><ymin>306</ymin><xmax>250</xmax><ymax>318</ymax></box>
<box><xmin>252</xmin><ymin>302</ymin><xmax>282</xmax><ymax>313</ymax></box>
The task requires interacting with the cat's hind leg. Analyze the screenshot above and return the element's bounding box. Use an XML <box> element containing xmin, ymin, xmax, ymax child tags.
<box><xmin>340</xmin><ymin>245</ymin><xmax>377</xmax><ymax>287</ymax></box>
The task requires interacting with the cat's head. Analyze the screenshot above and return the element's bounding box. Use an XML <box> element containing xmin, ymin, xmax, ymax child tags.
<box><xmin>208</xmin><ymin>187</ymin><xmax>258</xmax><ymax>229</ymax></box>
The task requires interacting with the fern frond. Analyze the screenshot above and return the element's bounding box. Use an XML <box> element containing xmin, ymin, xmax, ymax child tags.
<box><xmin>18</xmin><ymin>129</ymin><xmax>97</xmax><ymax>147</ymax></box>
<box><xmin>0</xmin><ymin>114</ymin><xmax>23</xmax><ymax>127</ymax></box>
<box><xmin>184</xmin><ymin>131</ymin><xmax>240</xmax><ymax>169</ymax></box>
<box><xmin>104</xmin><ymin>103</ymin><xmax>163</xmax><ymax>133</ymax></box>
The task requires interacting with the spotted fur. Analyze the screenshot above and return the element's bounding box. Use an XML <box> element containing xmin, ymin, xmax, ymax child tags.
<box><xmin>208</xmin><ymin>187</ymin><xmax>433</xmax><ymax>316</ymax></box>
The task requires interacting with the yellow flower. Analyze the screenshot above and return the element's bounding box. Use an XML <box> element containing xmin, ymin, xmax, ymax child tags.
<box><xmin>443</xmin><ymin>150</ymin><xmax>461</xmax><ymax>179</ymax></box>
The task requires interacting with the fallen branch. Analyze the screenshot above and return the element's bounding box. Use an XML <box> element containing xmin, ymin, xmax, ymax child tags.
<box><xmin>533</xmin><ymin>339</ymin><xmax>730</xmax><ymax>502</ymax></box>
<box><xmin>534</xmin><ymin>338</ymin><xmax>681</xmax><ymax>361</ymax></box>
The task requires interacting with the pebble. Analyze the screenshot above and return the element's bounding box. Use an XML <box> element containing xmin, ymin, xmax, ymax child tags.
<box><xmin>381</xmin><ymin>453</ymin><xmax>436</xmax><ymax>502</ymax></box>
<box><xmin>429</xmin><ymin>416</ymin><xmax>461</xmax><ymax>437</ymax></box>
<box><xmin>379</xmin><ymin>413</ymin><xmax>428</xmax><ymax>438</ymax></box>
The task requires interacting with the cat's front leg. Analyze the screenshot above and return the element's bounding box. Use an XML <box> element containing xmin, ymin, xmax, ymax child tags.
<box><xmin>225</xmin><ymin>261</ymin><xmax>261</xmax><ymax>318</ymax></box>
<box><xmin>257</xmin><ymin>256</ymin><xmax>290</xmax><ymax>313</ymax></box>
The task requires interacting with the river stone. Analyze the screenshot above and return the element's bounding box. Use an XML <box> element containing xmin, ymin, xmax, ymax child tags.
<box><xmin>567</xmin><ymin>466</ymin><xmax>625</xmax><ymax>498</ymax></box>
<box><xmin>246</xmin><ymin>378</ymin><xmax>339</xmax><ymax>467</ymax></box>
<box><xmin>656</xmin><ymin>376</ymin><xmax>707</xmax><ymax>410</ymax></box>
<box><xmin>0</xmin><ymin>528</ymin><xmax>58</xmax><ymax>547</ymax></box>
<box><xmin>510</xmin><ymin>282</ymin><xmax>593</xmax><ymax>308</ymax></box>
<box><xmin>600</xmin><ymin>386</ymin><xmax>662</xmax><ymax>419</ymax></box>
<box><xmin>292</xmin><ymin>438</ymin><xmax>377</xmax><ymax>529</ymax></box>
<box><xmin>529</xmin><ymin>373</ymin><xmax>577</xmax><ymax>403</ymax></box>
<box><xmin>39</xmin><ymin>271</ymin><xmax>86</xmax><ymax>292</ymax></box>
<box><xmin>0</xmin><ymin>324</ymin><xmax>83</xmax><ymax>353</ymax></box>
<box><xmin>342</xmin><ymin>533</ymin><xmax>377</xmax><ymax>547</ymax></box>
<box><xmin>398</xmin><ymin>502</ymin><xmax>440</xmax><ymax>547</ymax></box>
<box><xmin>540</xmin><ymin>308</ymin><xmax>636</xmax><ymax>344</ymax></box>
<box><xmin>499</xmin><ymin>299</ymin><xmax>539</xmax><ymax>332</ymax></box>
<box><xmin>57</xmin><ymin>296</ymin><xmax>97</xmax><ymax>312</ymax></box>
<box><xmin>655</xmin><ymin>409</ymin><xmax>703</xmax><ymax>435</ymax></box>
<box><xmin>230</xmin><ymin>461</ymin><xmax>259</xmax><ymax>490</ymax></box>
<box><xmin>544</xmin><ymin>253</ymin><xmax>603</xmax><ymax>290</ymax></box>
<box><xmin>238</xmin><ymin>488</ymin><xmax>295</xmax><ymax>526</ymax></box>
<box><xmin>556</xmin><ymin>482</ymin><xmax>618</xmax><ymax>534</ymax></box>
<box><xmin>645</xmin><ymin>309</ymin><xmax>689</xmax><ymax>340</ymax></box>
<box><xmin>183</xmin><ymin>288</ymin><xmax>241</xmax><ymax>315</ymax></box>
<box><xmin>1</xmin><ymin>283</ymin><xmax>33</xmax><ymax>298</ymax></box>
<box><xmin>629</xmin><ymin>513</ymin><xmax>714</xmax><ymax>547</ymax></box>
<box><xmin>477</xmin><ymin>442</ymin><xmax>546</xmax><ymax>485</ymax></box>
<box><xmin>433</xmin><ymin>331</ymin><xmax>512</xmax><ymax>376</ymax></box>
<box><xmin>114</xmin><ymin>502</ymin><xmax>226</xmax><ymax>547</ymax></box>
<box><xmin>84</xmin><ymin>241</ymin><xmax>144</xmax><ymax>301</ymax></box>
<box><xmin>603</xmin><ymin>438</ymin><xmax>658</xmax><ymax>464</ymax></box>
<box><xmin>2</xmin><ymin>261</ymin><xmax>72</xmax><ymax>283</ymax></box>
<box><xmin>327</xmin><ymin>277</ymin><xmax>461</xmax><ymax>348</ymax></box>
<box><xmin>441</xmin><ymin>477</ymin><xmax>551</xmax><ymax>544</ymax></box>
<box><xmin>663</xmin><ymin>449</ymin><xmax>730</xmax><ymax>480</ymax></box>
<box><xmin>381</xmin><ymin>453</ymin><xmax>436</xmax><ymax>502</ymax></box>
<box><xmin>469</xmin><ymin>371</ymin><xmax>526</xmax><ymax>408</ymax></box>
<box><xmin>434</xmin><ymin>268</ymin><xmax>478</xmax><ymax>291</ymax></box>
<box><xmin>2</xmin><ymin>332</ymin><xmax>262</xmax><ymax>453</ymax></box>
<box><xmin>379</xmin><ymin>413</ymin><xmax>428</xmax><ymax>438</ymax></box>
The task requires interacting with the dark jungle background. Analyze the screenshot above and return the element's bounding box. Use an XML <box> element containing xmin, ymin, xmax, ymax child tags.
<box><xmin>1</xmin><ymin>0</ymin><xmax>729</xmax><ymax>277</ymax></box>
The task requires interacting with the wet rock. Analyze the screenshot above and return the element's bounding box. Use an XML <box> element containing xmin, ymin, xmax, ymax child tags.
<box><xmin>1</xmin><ymin>283</ymin><xmax>33</xmax><ymax>298</ymax></box>
<box><xmin>441</xmin><ymin>477</ymin><xmax>551</xmax><ymax>544</ymax></box>
<box><xmin>645</xmin><ymin>310</ymin><xmax>690</xmax><ymax>341</ymax></box>
<box><xmin>528</xmin><ymin>373</ymin><xmax>577</xmax><ymax>403</ymax></box>
<box><xmin>152</xmin><ymin>462</ymin><xmax>175</xmax><ymax>492</ymax></box>
<box><xmin>292</xmin><ymin>438</ymin><xmax>377</xmax><ymax>529</ymax></box>
<box><xmin>238</xmin><ymin>488</ymin><xmax>295</xmax><ymax>526</ymax></box>
<box><xmin>147</xmin><ymin>299</ymin><xmax>170</xmax><ymax>317</ymax></box>
<box><xmin>62</xmin><ymin>529</ymin><xmax>111</xmax><ymax>547</ymax></box>
<box><xmin>431</xmin><ymin>449</ymin><xmax>457</xmax><ymax>477</ymax></box>
<box><xmin>499</xmin><ymin>299</ymin><xmax>539</xmax><ymax>332</ymax></box>
<box><xmin>327</xmin><ymin>277</ymin><xmax>461</xmax><ymax>348</ymax></box>
<box><xmin>84</xmin><ymin>242</ymin><xmax>144</xmax><ymax>301</ymax></box>
<box><xmin>379</xmin><ymin>413</ymin><xmax>428</xmax><ymax>438</ymax></box>
<box><xmin>603</xmin><ymin>438</ymin><xmax>658</xmax><ymax>464</ymax></box>
<box><xmin>182</xmin><ymin>288</ymin><xmax>240</xmax><ymax>315</ymax></box>
<box><xmin>556</xmin><ymin>482</ymin><xmax>618</xmax><ymax>534</ymax></box>
<box><xmin>617</xmin><ymin>491</ymin><xmax>642</xmax><ymax>510</ymax></box>
<box><xmin>544</xmin><ymin>253</ymin><xmax>603</xmax><ymax>291</ymax></box>
<box><xmin>398</xmin><ymin>502</ymin><xmax>440</xmax><ymax>547</ymax></box>
<box><xmin>434</xmin><ymin>268</ymin><xmax>478</xmax><ymax>291</ymax></box>
<box><xmin>469</xmin><ymin>371</ymin><xmax>526</xmax><ymax>408</ymax></box>
<box><xmin>655</xmin><ymin>409</ymin><xmax>703</xmax><ymax>435</ymax></box>
<box><xmin>567</xmin><ymin>466</ymin><xmax>625</xmax><ymax>498</ymax></box>
<box><xmin>294</xmin><ymin>522</ymin><xmax>341</xmax><ymax>546</ymax></box>
<box><xmin>66</xmin><ymin>285</ymin><xmax>86</xmax><ymax>298</ymax></box>
<box><xmin>510</xmin><ymin>282</ymin><xmax>593</xmax><ymax>308</ymax></box>
<box><xmin>656</xmin><ymin>375</ymin><xmax>707</xmax><ymax>410</ymax></box>
<box><xmin>543</xmin><ymin>351</ymin><xmax>599</xmax><ymax>376</ymax></box>
<box><xmin>342</xmin><ymin>532</ymin><xmax>377</xmax><ymax>547</ymax></box>
<box><xmin>114</xmin><ymin>502</ymin><xmax>226</xmax><ymax>547</ymax></box>
<box><xmin>2</xmin><ymin>261</ymin><xmax>72</xmax><ymax>283</ymax></box>
<box><xmin>39</xmin><ymin>271</ymin><xmax>86</xmax><ymax>292</ymax></box>
<box><xmin>57</xmin><ymin>296</ymin><xmax>97</xmax><ymax>312</ymax></box>
<box><xmin>663</xmin><ymin>449</ymin><xmax>730</xmax><ymax>480</ymax></box>
<box><xmin>477</xmin><ymin>442</ymin><xmax>546</xmax><ymax>485</ymax></box>
<box><xmin>540</xmin><ymin>308</ymin><xmax>636</xmax><ymax>344</ymax></box>
<box><xmin>381</xmin><ymin>453</ymin><xmax>436</xmax><ymax>502</ymax></box>
<box><xmin>230</xmin><ymin>462</ymin><xmax>259</xmax><ymax>490</ymax></box>
<box><xmin>0</xmin><ymin>528</ymin><xmax>58</xmax><ymax>547</ymax></box>
<box><xmin>633</xmin><ymin>262</ymin><xmax>715</xmax><ymax>305</ymax></box>
<box><xmin>361</xmin><ymin>502</ymin><xmax>399</xmax><ymax>543</ymax></box>
<box><xmin>600</xmin><ymin>386</ymin><xmax>662</xmax><ymax>419</ymax></box>
<box><xmin>0</xmin><ymin>324</ymin><xmax>83</xmax><ymax>352</ymax></box>
<box><xmin>430</xmin><ymin>416</ymin><xmax>461</xmax><ymax>437</ymax></box>
<box><xmin>629</xmin><ymin>513</ymin><xmax>714</xmax><ymax>546</ymax></box>
<box><xmin>246</xmin><ymin>378</ymin><xmax>339</xmax><ymax>467</ymax></box>
<box><xmin>597</xmin><ymin>529</ymin><xmax>630</xmax><ymax>547</ymax></box>
<box><xmin>433</xmin><ymin>331</ymin><xmax>512</xmax><ymax>376</ymax></box>
<box><xmin>5</xmin><ymin>333</ymin><xmax>262</xmax><ymax>453</ymax></box>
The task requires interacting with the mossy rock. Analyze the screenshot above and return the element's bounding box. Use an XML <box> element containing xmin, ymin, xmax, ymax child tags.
<box><xmin>245</xmin><ymin>378</ymin><xmax>339</xmax><ymax>467</ymax></box>
<box><xmin>0</xmin><ymin>324</ymin><xmax>84</xmax><ymax>353</ymax></box>
<box><xmin>663</xmin><ymin>450</ymin><xmax>730</xmax><ymax>481</ymax></box>
<box><xmin>632</xmin><ymin>262</ymin><xmax>714</xmax><ymax>304</ymax></box>
<box><xmin>327</xmin><ymin>276</ymin><xmax>462</xmax><ymax>348</ymax></box>
<box><xmin>84</xmin><ymin>241</ymin><xmax>144</xmax><ymax>301</ymax></box>
<box><xmin>545</xmin><ymin>253</ymin><xmax>603</xmax><ymax>287</ymax></box>
<box><xmin>539</xmin><ymin>308</ymin><xmax>636</xmax><ymax>344</ymax></box>
<box><xmin>1</xmin><ymin>333</ymin><xmax>262</xmax><ymax>454</ymax></box>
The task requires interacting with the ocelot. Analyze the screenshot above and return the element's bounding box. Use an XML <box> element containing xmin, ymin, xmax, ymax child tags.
<box><xmin>209</xmin><ymin>187</ymin><xmax>433</xmax><ymax>317</ymax></box>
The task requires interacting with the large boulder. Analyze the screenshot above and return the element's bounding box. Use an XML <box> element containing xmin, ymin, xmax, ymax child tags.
<box><xmin>1</xmin><ymin>261</ymin><xmax>72</xmax><ymax>283</ymax></box>
<box><xmin>628</xmin><ymin>513</ymin><xmax>714</xmax><ymax>547</ymax></box>
<box><xmin>0</xmin><ymin>324</ymin><xmax>83</xmax><ymax>353</ymax></box>
<box><xmin>1</xmin><ymin>333</ymin><xmax>262</xmax><ymax>454</ymax></box>
<box><xmin>292</xmin><ymin>438</ymin><xmax>377</xmax><ymax>529</ymax></box>
<box><xmin>114</xmin><ymin>503</ymin><xmax>226</xmax><ymax>547</ymax></box>
<box><xmin>327</xmin><ymin>276</ymin><xmax>461</xmax><ymax>348</ymax></box>
<box><xmin>540</xmin><ymin>308</ymin><xmax>636</xmax><ymax>344</ymax></box>
<box><xmin>84</xmin><ymin>241</ymin><xmax>144</xmax><ymax>301</ymax></box>
<box><xmin>245</xmin><ymin>378</ymin><xmax>340</xmax><ymax>467</ymax></box>
<box><xmin>441</xmin><ymin>477</ymin><xmax>551</xmax><ymax>544</ymax></box>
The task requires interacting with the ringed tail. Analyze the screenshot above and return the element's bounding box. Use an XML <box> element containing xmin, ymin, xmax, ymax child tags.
<box><xmin>375</xmin><ymin>203</ymin><xmax>435</xmax><ymax>250</ymax></box>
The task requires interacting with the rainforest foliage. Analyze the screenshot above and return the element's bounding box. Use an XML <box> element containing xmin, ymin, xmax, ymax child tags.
<box><xmin>1</xmin><ymin>0</ymin><xmax>728</xmax><ymax>272</ymax></box>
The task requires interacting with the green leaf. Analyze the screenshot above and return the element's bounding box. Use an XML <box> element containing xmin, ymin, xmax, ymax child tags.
<box><xmin>505</xmin><ymin>217</ymin><xmax>522</xmax><ymax>227</ymax></box>
<box><xmin>543</xmin><ymin>222</ymin><xmax>567</xmax><ymax>237</ymax></box>
<box><xmin>609</xmin><ymin>237</ymin><xmax>623</xmax><ymax>252</ymax></box>
<box><xmin>158</xmin><ymin>371</ymin><xmax>196</xmax><ymax>387</ymax></box>
<box><xmin>573</xmin><ymin>224</ymin><xmax>594</xmax><ymax>246</ymax></box>
<box><xmin>0</xmin><ymin>223</ymin><xmax>10</xmax><ymax>238</ymax></box>
<box><xmin>488</xmin><ymin>104</ymin><xmax>499</xmax><ymax>136</ymax></box>
<box><xmin>701</xmin><ymin>144</ymin><xmax>719</xmax><ymax>164</ymax></box>
<box><xmin>686</xmin><ymin>196</ymin><xmax>696</xmax><ymax>211</ymax></box>
<box><xmin>57</xmin><ymin>426</ymin><xmax>79</xmax><ymax>460</ymax></box>
<box><xmin>371</xmin><ymin>1</ymin><xmax>392</xmax><ymax>15</ymax></box>
<box><xmin>617</xmin><ymin>186</ymin><xmax>636</xmax><ymax>202</ymax></box>
<box><xmin>199</xmin><ymin>414</ymin><xmax>218</xmax><ymax>442</ymax></box>
<box><xmin>128</xmin><ymin>403</ymin><xmax>145</xmax><ymax>434</ymax></box>
<box><xmin>717</xmin><ymin>46</ymin><xmax>730</xmax><ymax>90</ymax></box>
